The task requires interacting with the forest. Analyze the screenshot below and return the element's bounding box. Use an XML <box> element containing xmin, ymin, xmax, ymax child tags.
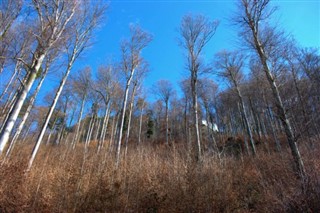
<box><xmin>0</xmin><ymin>0</ymin><xmax>319</xmax><ymax>212</ymax></box>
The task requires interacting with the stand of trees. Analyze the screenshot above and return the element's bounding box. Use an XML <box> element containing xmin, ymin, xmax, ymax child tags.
<box><xmin>0</xmin><ymin>0</ymin><xmax>319</xmax><ymax>180</ymax></box>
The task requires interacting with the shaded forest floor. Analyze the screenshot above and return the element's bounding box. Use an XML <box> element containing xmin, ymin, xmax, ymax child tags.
<box><xmin>0</xmin><ymin>140</ymin><xmax>319</xmax><ymax>213</ymax></box>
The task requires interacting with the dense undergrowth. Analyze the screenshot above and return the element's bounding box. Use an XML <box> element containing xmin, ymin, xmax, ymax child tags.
<box><xmin>0</xmin><ymin>141</ymin><xmax>319</xmax><ymax>213</ymax></box>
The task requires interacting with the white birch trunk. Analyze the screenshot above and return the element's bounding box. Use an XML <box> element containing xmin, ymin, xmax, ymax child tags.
<box><xmin>124</xmin><ymin>83</ymin><xmax>138</xmax><ymax>157</ymax></box>
<box><xmin>116</xmin><ymin>69</ymin><xmax>135</xmax><ymax>166</ymax></box>
<box><xmin>0</xmin><ymin>54</ymin><xmax>45</xmax><ymax>154</ymax></box>
<box><xmin>6</xmin><ymin>69</ymin><xmax>47</xmax><ymax>158</ymax></box>
<box><xmin>28</xmin><ymin>57</ymin><xmax>74</xmax><ymax>170</ymax></box>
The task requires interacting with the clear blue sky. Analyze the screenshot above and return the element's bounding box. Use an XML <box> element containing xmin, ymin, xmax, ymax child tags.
<box><xmin>77</xmin><ymin>0</ymin><xmax>320</xmax><ymax>99</ymax></box>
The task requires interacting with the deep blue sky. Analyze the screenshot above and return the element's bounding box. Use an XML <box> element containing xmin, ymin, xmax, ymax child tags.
<box><xmin>74</xmin><ymin>1</ymin><xmax>320</xmax><ymax>99</ymax></box>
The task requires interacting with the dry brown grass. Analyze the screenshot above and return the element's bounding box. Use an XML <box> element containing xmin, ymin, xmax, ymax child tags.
<box><xmin>0</xmin><ymin>141</ymin><xmax>319</xmax><ymax>212</ymax></box>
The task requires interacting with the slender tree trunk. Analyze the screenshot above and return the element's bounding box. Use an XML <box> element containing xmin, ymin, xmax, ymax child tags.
<box><xmin>98</xmin><ymin>103</ymin><xmax>110</xmax><ymax>153</ymax></box>
<box><xmin>6</xmin><ymin>66</ymin><xmax>49</xmax><ymax>158</ymax></box>
<box><xmin>0</xmin><ymin>53</ymin><xmax>45</xmax><ymax>154</ymax></box>
<box><xmin>85</xmin><ymin>114</ymin><xmax>95</xmax><ymax>152</ymax></box>
<box><xmin>235</xmin><ymin>86</ymin><xmax>256</xmax><ymax>155</ymax></box>
<box><xmin>125</xmin><ymin>83</ymin><xmax>138</xmax><ymax>157</ymax></box>
<box><xmin>257</xmin><ymin>46</ymin><xmax>305</xmax><ymax>176</ymax></box>
<box><xmin>72</xmin><ymin>95</ymin><xmax>87</xmax><ymax>149</ymax></box>
<box><xmin>191</xmin><ymin>77</ymin><xmax>201</xmax><ymax>160</ymax></box>
<box><xmin>28</xmin><ymin>57</ymin><xmax>75</xmax><ymax>170</ymax></box>
<box><xmin>116</xmin><ymin>69</ymin><xmax>135</xmax><ymax>166</ymax></box>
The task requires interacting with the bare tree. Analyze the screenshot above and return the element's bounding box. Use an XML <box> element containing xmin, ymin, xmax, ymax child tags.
<box><xmin>179</xmin><ymin>14</ymin><xmax>219</xmax><ymax>160</ymax></box>
<box><xmin>124</xmin><ymin>63</ymin><xmax>148</xmax><ymax>156</ymax></box>
<box><xmin>215</xmin><ymin>50</ymin><xmax>256</xmax><ymax>155</ymax></box>
<box><xmin>153</xmin><ymin>80</ymin><xmax>174</xmax><ymax>145</ymax></box>
<box><xmin>0</xmin><ymin>0</ymin><xmax>78</xmax><ymax>154</ymax></box>
<box><xmin>5</xmin><ymin>52</ymin><xmax>57</xmax><ymax>159</ymax></box>
<box><xmin>116</xmin><ymin>25</ymin><xmax>152</xmax><ymax>166</ymax></box>
<box><xmin>235</xmin><ymin>0</ymin><xmax>305</xmax><ymax>177</ymax></box>
<box><xmin>28</xmin><ymin>1</ymin><xmax>105</xmax><ymax>169</ymax></box>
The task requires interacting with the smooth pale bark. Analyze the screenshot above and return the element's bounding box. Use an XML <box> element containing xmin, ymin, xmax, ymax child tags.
<box><xmin>116</xmin><ymin>69</ymin><xmax>135</xmax><ymax>166</ymax></box>
<box><xmin>6</xmin><ymin>68</ymin><xmax>48</xmax><ymax>158</ymax></box>
<box><xmin>97</xmin><ymin>103</ymin><xmax>110</xmax><ymax>153</ymax></box>
<box><xmin>191</xmin><ymin>76</ymin><xmax>202</xmax><ymax>160</ymax></box>
<box><xmin>124</xmin><ymin>82</ymin><xmax>138</xmax><ymax>157</ymax></box>
<box><xmin>0</xmin><ymin>54</ymin><xmax>45</xmax><ymax>154</ymax></box>
<box><xmin>0</xmin><ymin>0</ymin><xmax>77</xmax><ymax>155</ymax></box>
<box><xmin>28</xmin><ymin>56</ymin><xmax>75</xmax><ymax>170</ymax></box>
<box><xmin>85</xmin><ymin>114</ymin><xmax>95</xmax><ymax>152</ymax></box>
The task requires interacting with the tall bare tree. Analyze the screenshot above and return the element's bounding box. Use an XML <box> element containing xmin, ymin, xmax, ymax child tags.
<box><xmin>116</xmin><ymin>25</ymin><xmax>152</xmax><ymax>166</ymax></box>
<box><xmin>235</xmin><ymin>0</ymin><xmax>305</xmax><ymax>177</ymax></box>
<box><xmin>0</xmin><ymin>0</ymin><xmax>78</xmax><ymax>154</ymax></box>
<box><xmin>179</xmin><ymin>14</ymin><xmax>219</xmax><ymax>160</ymax></box>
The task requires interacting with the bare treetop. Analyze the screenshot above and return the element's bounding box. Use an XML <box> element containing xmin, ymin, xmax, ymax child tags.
<box><xmin>179</xmin><ymin>14</ymin><xmax>219</xmax><ymax>61</ymax></box>
<box><xmin>120</xmin><ymin>24</ymin><xmax>153</xmax><ymax>77</ymax></box>
<box><xmin>215</xmin><ymin>50</ymin><xmax>245</xmax><ymax>85</ymax></box>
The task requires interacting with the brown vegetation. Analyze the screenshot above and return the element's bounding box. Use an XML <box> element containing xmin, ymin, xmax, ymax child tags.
<box><xmin>0</xmin><ymin>141</ymin><xmax>319</xmax><ymax>212</ymax></box>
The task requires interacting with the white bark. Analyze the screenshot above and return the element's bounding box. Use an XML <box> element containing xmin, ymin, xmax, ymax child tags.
<box><xmin>116</xmin><ymin>72</ymin><xmax>134</xmax><ymax>166</ymax></box>
<box><xmin>124</xmin><ymin>82</ymin><xmax>138</xmax><ymax>157</ymax></box>
<box><xmin>0</xmin><ymin>54</ymin><xmax>45</xmax><ymax>154</ymax></box>
<box><xmin>28</xmin><ymin>57</ymin><xmax>74</xmax><ymax>170</ymax></box>
<box><xmin>6</xmin><ymin>68</ymin><xmax>48</xmax><ymax>158</ymax></box>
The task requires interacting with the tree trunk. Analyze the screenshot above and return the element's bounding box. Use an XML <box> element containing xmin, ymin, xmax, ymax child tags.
<box><xmin>6</xmin><ymin>69</ymin><xmax>48</xmax><ymax>158</ymax></box>
<box><xmin>116</xmin><ymin>69</ymin><xmax>135</xmax><ymax>167</ymax></box>
<box><xmin>254</xmin><ymin>37</ymin><xmax>305</xmax><ymax>177</ymax></box>
<box><xmin>0</xmin><ymin>53</ymin><xmax>45</xmax><ymax>154</ymax></box>
<box><xmin>98</xmin><ymin>103</ymin><xmax>110</xmax><ymax>153</ymax></box>
<box><xmin>125</xmin><ymin>83</ymin><xmax>138</xmax><ymax>157</ymax></box>
<box><xmin>191</xmin><ymin>77</ymin><xmax>201</xmax><ymax>160</ymax></box>
<box><xmin>235</xmin><ymin>86</ymin><xmax>256</xmax><ymax>156</ymax></box>
<box><xmin>28</xmin><ymin>58</ymin><xmax>74</xmax><ymax>170</ymax></box>
<box><xmin>72</xmin><ymin>95</ymin><xmax>87</xmax><ymax>149</ymax></box>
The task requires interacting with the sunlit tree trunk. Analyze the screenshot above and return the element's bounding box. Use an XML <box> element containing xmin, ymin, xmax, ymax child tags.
<box><xmin>0</xmin><ymin>53</ymin><xmax>45</xmax><ymax>154</ymax></box>
<box><xmin>5</xmin><ymin>64</ymin><xmax>49</xmax><ymax>158</ymax></box>
<box><xmin>125</xmin><ymin>82</ymin><xmax>138</xmax><ymax>157</ymax></box>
